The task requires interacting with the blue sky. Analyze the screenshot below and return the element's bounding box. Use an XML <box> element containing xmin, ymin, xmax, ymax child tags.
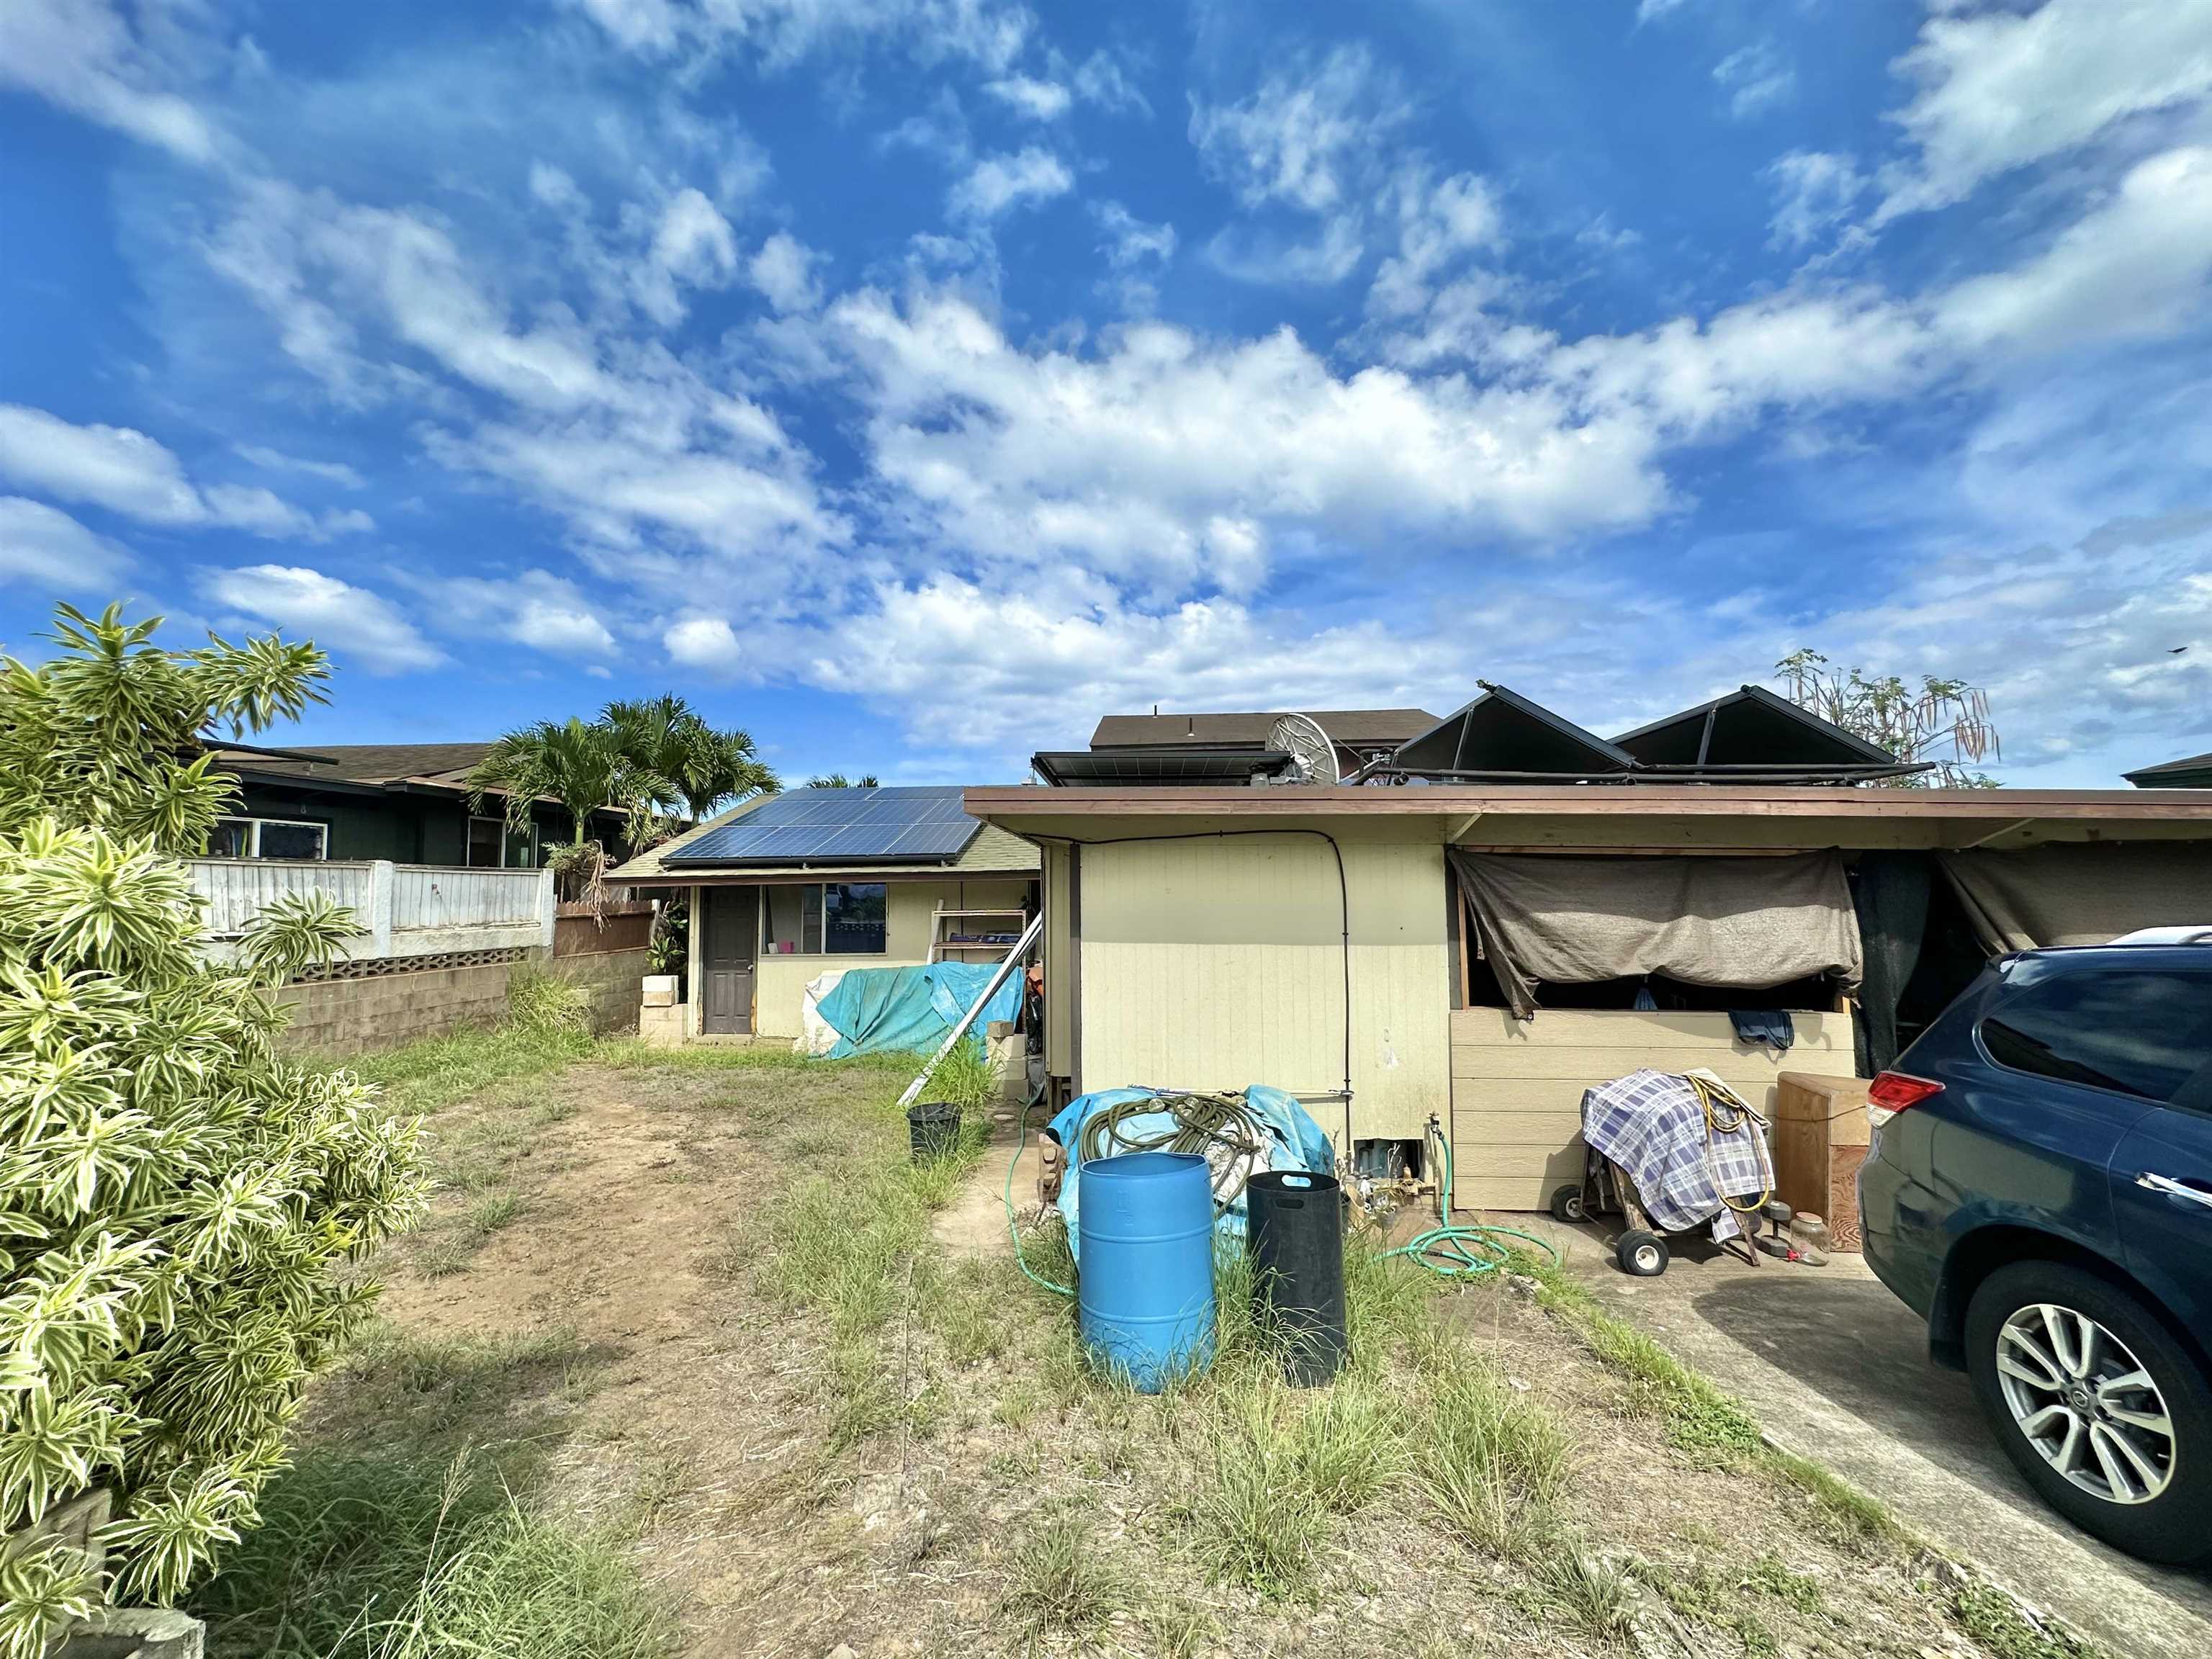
<box><xmin>2</xmin><ymin>0</ymin><xmax>2210</xmax><ymax>785</ymax></box>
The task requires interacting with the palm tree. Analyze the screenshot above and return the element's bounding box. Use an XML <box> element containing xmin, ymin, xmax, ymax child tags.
<box><xmin>603</xmin><ymin>694</ymin><xmax>777</xmax><ymax>823</ymax></box>
<box><xmin>806</xmin><ymin>771</ymin><xmax>879</xmax><ymax>788</ymax></box>
<box><xmin>466</xmin><ymin>717</ymin><xmax>670</xmax><ymax>860</ymax></box>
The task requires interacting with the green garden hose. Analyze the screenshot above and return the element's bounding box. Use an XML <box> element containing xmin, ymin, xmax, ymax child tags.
<box><xmin>1380</xmin><ymin>1118</ymin><xmax>1558</xmax><ymax>1281</ymax></box>
<box><xmin>1006</xmin><ymin>1096</ymin><xmax>1074</xmax><ymax>1298</ymax></box>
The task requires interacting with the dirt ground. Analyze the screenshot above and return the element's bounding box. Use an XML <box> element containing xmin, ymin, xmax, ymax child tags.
<box><xmin>304</xmin><ymin>1051</ymin><xmax>2116</xmax><ymax>1659</ymax></box>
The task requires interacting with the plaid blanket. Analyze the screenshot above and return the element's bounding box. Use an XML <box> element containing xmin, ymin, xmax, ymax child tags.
<box><xmin>1581</xmin><ymin>1069</ymin><xmax>1770</xmax><ymax>1241</ymax></box>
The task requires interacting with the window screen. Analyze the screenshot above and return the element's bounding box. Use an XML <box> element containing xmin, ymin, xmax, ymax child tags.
<box><xmin>1980</xmin><ymin>968</ymin><xmax>2212</xmax><ymax>1104</ymax></box>
<box><xmin>467</xmin><ymin>817</ymin><xmax>504</xmax><ymax>868</ymax></box>
<box><xmin>823</xmin><ymin>883</ymin><xmax>886</xmax><ymax>955</ymax></box>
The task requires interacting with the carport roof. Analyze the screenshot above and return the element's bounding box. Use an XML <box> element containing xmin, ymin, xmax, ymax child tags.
<box><xmin>961</xmin><ymin>782</ymin><xmax>2212</xmax><ymax>855</ymax></box>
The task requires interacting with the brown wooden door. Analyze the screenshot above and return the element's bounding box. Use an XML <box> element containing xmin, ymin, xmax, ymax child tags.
<box><xmin>701</xmin><ymin>886</ymin><xmax>758</xmax><ymax>1034</ymax></box>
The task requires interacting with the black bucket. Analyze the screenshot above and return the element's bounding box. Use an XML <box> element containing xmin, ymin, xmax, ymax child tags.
<box><xmin>907</xmin><ymin>1100</ymin><xmax>961</xmax><ymax>1161</ymax></box>
<box><xmin>1246</xmin><ymin>1169</ymin><xmax>1348</xmax><ymax>1387</ymax></box>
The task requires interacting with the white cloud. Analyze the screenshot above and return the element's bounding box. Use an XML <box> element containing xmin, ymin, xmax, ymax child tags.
<box><xmin>748</xmin><ymin>231</ymin><xmax>824</xmax><ymax>313</ymax></box>
<box><xmin>1094</xmin><ymin>202</ymin><xmax>1176</xmax><ymax>269</ymax></box>
<box><xmin>1934</xmin><ymin>145</ymin><xmax>2212</xmax><ymax>354</ymax></box>
<box><xmin>984</xmin><ymin>75</ymin><xmax>1070</xmax><ymax>120</ymax></box>
<box><xmin>0</xmin><ymin>498</ymin><xmax>134</xmax><ymax>589</ymax></box>
<box><xmin>426</xmin><ymin>570</ymin><xmax>618</xmax><ymax>657</ymax></box>
<box><xmin>233</xmin><ymin>444</ymin><xmax>367</xmax><ymax>489</ymax></box>
<box><xmin>210</xmin><ymin>182</ymin><xmax>609</xmax><ymax>411</ymax></box>
<box><xmin>0</xmin><ymin>403</ymin><xmax>207</xmax><ymax>523</ymax></box>
<box><xmin>1071</xmin><ymin>50</ymin><xmax>1148</xmax><ymax>117</ymax></box>
<box><xmin>0</xmin><ymin>0</ymin><xmax>216</xmax><ymax>161</ymax></box>
<box><xmin>1190</xmin><ymin>44</ymin><xmax>1405</xmax><ymax>217</ymax></box>
<box><xmin>1880</xmin><ymin>0</ymin><xmax>2212</xmax><ymax>220</ymax></box>
<box><xmin>1765</xmin><ymin>151</ymin><xmax>1869</xmax><ymax>250</ymax></box>
<box><xmin>806</xmin><ymin>576</ymin><xmax>1467</xmax><ymax>752</ymax></box>
<box><xmin>632</xmin><ymin>187</ymin><xmax>740</xmax><ymax>326</ymax></box>
<box><xmin>200</xmin><ymin>565</ymin><xmax>443</xmax><ymax>673</ymax></box>
<box><xmin>1714</xmin><ymin>42</ymin><xmax>1795</xmax><ymax>120</ymax></box>
<box><xmin>563</xmin><ymin>0</ymin><xmax>1033</xmax><ymax>73</ymax></box>
<box><xmin>947</xmin><ymin>147</ymin><xmax>1073</xmax><ymax>218</ymax></box>
<box><xmin>1367</xmin><ymin>166</ymin><xmax>1503</xmax><ymax>320</ymax></box>
<box><xmin>0</xmin><ymin>403</ymin><xmax>343</xmax><ymax>536</ymax></box>
<box><xmin>664</xmin><ymin>613</ymin><xmax>739</xmax><ymax>667</ymax></box>
<box><xmin>203</xmin><ymin>183</ymin><xmax>845</xmax><ymax>582</ymax></box>
<box><xmin>827</xmin><ymin>288</ymin><xmax>1670</xmax><ymax>591</ymax></box>
<box><xmin>1635</xmin><ymin>0</ymin><xmax>1690</xmax><ymax>21</ymax></box>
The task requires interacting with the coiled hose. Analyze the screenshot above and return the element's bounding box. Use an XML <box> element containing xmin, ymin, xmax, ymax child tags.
<box><xmin>1076</xmin><ymin>1091</ymin><xmax>1273</xmax><ymax>1206</ymax></box>
<box><xmin>1380</xmin><ymin>1116</ymin><xmax>1557</xmax><ymax>1281</ymax></box>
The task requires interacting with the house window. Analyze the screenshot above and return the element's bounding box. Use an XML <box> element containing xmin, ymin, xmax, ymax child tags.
<box><xmin>761</xmin><ymin>882</ymin><xmax>889</xmax><ymax>955</ymax></box>
<box><xmin>467</xmin><ymin>817</ymin><xmax>503</xmax><ymax>868</ymax></box>
<box><xmin>212</xmin><ymin>816</ymin><xmax>329</xmax><ymax>860</ymax></box>
<box><xmin>468</xmin><ymin>816</ymin><xmax>539</xmax><ymax>868</ymax></box>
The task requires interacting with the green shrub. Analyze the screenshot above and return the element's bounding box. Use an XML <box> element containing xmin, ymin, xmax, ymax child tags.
<box><xmin>0</xmin><ymin>604</ymin><xmax>425</xmax><ymax>1655</ymax></box>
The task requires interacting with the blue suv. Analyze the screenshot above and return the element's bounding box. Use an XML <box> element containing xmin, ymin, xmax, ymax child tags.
<box><xmin>1860</xmin><ymin>943</ymin><xmax>2212</xmax><ymax>1564</ymax></box>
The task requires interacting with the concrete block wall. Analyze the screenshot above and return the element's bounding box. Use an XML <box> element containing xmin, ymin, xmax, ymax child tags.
<box><xmin>276</xmin><ymin>946</ymin><xmax>649</xmax><ymax>1056</ymax></box>
<box><xmin>554</xmin><ymin>946</ymin><xmax>652</xmax><ymax>1035</ymax></box>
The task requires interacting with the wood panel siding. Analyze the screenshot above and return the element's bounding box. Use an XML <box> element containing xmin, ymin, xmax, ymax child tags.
<box><xmin>1076</xmin><ymin>837</ymin><xmax>1450</xmax><ymax>1147</ymax></box>
<box><xmin>1447</xmin><ymin>1007</ymin><xmax>1856</xmax><ymax>1213</ymax></box>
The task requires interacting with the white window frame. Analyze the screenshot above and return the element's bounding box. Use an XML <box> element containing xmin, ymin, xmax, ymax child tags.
<box><xmin>216</xmin><ymin>815</ymin><xmax>330</xmax><ymax>860</ymax></box>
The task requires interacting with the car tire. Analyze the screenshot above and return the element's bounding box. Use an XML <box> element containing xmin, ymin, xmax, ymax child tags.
<box><xmin>1964</xmin><ymin>1260</ymin><xmax>2212</xmax><ymax>1565</ymax></box>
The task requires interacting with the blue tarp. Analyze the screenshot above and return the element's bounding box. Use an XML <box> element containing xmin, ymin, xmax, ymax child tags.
<box><xmin>1048</xmin><ymin>1084</ymin><xmax>1335</xmax><ymax>1262</ymax></box>
<box><xmin>813</xmin><ymin>961</ymin><xmax>1023</xmax><ymax>1059</ymax></box>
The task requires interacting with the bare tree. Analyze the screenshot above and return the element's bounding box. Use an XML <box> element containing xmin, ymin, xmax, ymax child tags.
<box><xmin>1775</xmin><ymin>649</ymin><xmax>2002</xmax><ymax>788</ymax></box>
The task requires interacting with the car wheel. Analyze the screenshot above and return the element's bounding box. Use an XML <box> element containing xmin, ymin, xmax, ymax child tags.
<box><xmin>1964</xmin><ymin>1260</ymin><xmax>2212</xmax><ymax>1565</ymax></box>
<box><xmin>1617</xmin><ymin>1230</ymin><xmax>1668</xmax><ymax>1277</ymax></box>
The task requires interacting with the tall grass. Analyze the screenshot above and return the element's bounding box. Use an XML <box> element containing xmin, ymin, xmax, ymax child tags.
<box><xmin>997</xmin><ymin>1510</ymin><xmax>1125</xmax><ymax>1645</ymax></box>
<box><xmin>196</xmin><ymin>1450</ymin><xmax>674</xmax><ymax>1659</ymax></box>
<box><xmin>192</xmin><ymin>1328</ymin><xmax>666</xmax><ymax>1659</ymax></box>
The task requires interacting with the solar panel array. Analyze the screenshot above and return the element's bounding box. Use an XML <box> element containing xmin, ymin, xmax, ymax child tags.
<box><xmin>1032</xmin><ymin>749</ymin><xmax>1296</xmax><ymax>786</ymax></box>
<box><xmin>664</xmin><ymin>786</ymin><xmax>981</xmax><ymax>866</ymax></box>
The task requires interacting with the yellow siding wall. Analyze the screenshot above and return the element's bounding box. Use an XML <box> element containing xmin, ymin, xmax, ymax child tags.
<box><xmin>749</xmin><ymin>878</ymin><xmax>1030</xmax><ymax>1040</ymax></box>
<box><xmin>1447</xmin><ymin>1007</ymin><xmax>1858</xmax><ymax>1213</ymax></box>
<box><xmin>1077</xmin><ymin>838</ymin><xmax>1450</xmax><ymax>1148</ymax></box>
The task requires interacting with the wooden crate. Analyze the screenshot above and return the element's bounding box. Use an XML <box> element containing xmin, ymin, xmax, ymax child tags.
<box><xmin>1773</xmin><ymin>1072</ymin><xmax>1871</xmax><ymax>1251</ymax></box>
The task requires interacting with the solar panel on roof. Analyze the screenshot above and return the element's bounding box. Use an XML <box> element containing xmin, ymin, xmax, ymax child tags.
<box><xmin>664</xmin><ymin>786</ymin><xmax>981</xmax><ymax>866</ymax></box>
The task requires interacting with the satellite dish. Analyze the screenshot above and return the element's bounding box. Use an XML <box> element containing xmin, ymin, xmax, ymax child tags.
<box><xmin>1267</xmin><ymin>713</ymin><xmax>1343</xmax><ymax>784</ymax></box>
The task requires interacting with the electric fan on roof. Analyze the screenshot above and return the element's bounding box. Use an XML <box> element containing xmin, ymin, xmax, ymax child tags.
<box><xmin>1267</xmin><ymin>713</ymin><xmax>1343</xmax><ymax>784</ymax></box>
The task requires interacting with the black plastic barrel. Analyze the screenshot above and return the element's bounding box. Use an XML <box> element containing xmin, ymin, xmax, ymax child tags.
<box><xmin>907</xmin><ymin>1100</ymin><xmax>961</xmax><ymax>1161</ymax></box>
<box><xmin>1246</xmin><ymin>1169</ymin><xmax>1348</xmax><ymax>1386</ymax></box>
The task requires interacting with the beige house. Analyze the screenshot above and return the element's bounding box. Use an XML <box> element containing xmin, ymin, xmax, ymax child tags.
<box><xmin>968</xmin><ymin>691</ymin><xmax>2212</xmax><ymax>1213</ymax></box>
<box><xmin>611</xmin><ymin>786</ymin><xmax>1038</xmax><ymax>1042</ymax></box>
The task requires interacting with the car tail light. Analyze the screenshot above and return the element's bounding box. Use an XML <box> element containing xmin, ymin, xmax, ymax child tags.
<box><xmin>1867</xmin><ymin>1071</ymin><xmax>1943</xmax><ymax>1128</ymax></box>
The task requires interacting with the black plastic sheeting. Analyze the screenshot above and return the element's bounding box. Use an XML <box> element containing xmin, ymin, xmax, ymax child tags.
<box><xmin>1851</xmin><ymin>851</ymin><xmax>1933</xmax><ymax>1078</ymax></box>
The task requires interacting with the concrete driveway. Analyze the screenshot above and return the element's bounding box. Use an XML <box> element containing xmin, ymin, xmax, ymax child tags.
<box><xmin>1512</xmin><ymin>1215</ymin><xmax>2212</xmax><ymax>1659</ymax></box>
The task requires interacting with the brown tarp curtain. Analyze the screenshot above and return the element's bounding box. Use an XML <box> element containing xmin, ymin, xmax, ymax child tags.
<box><xmin>1449</xmin><ymin>850</ymin><xmax>1864</xmax><ymax>1021</ymax></box>
<box><xmin>1938</xmin><ymin>843</ymin><xmax>2212</xmax><ymax>954</ymax></box>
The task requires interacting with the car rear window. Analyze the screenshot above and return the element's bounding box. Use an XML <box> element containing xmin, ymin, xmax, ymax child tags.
<box><xmin>1979</xmin><ymin>966</ymin><xmax>2212</xmax><ymax>1104</ymax></box>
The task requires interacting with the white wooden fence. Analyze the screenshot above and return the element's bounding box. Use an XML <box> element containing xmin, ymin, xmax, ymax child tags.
<box><xmin>186</xmin><ymin>860</ymin><xmax>556</xmax><ymax>961</ymax></box>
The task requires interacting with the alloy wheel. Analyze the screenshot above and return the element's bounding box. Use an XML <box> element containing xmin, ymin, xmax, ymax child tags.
<box><xmin>1995</xmin><ymin>1303</ymin><xmax>2175</xmax><ymax>1506</ymax></box>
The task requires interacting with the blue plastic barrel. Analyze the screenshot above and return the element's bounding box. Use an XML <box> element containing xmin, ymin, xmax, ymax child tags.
<box><xmin>1077</xmin><ymin>1151</ymin><xmax>1216</xmax><ymax>1392</ymax></box>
